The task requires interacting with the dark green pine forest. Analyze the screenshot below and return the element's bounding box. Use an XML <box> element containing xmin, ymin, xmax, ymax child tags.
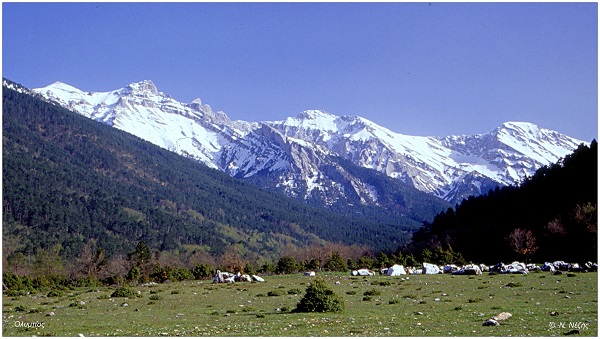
<box><xmin>408</xmin><ymin>140</ymin><xmax>597</xmax><ymax>264</ymax></box>
<box><xmin>2</xmin><ymin>80</ymin><xmax>430</xmax><ymax>267</ymax></box>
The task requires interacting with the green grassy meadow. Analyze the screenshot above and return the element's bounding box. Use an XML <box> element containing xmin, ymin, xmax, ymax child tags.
<box><xmin>2</xmin><ymin>272</ymin><xmax>597</xmax><ymax>337</ymax></box>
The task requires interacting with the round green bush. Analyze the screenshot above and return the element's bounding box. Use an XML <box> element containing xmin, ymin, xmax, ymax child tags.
<box><xmin>111</xmin><ymin>286</ymin><xmax>137</xmax><ymax>298</ymax></box>
<box><xmin>294</xmin><ymin>278</ymin><xmax>344</xmax><ymax>313</ymax></box>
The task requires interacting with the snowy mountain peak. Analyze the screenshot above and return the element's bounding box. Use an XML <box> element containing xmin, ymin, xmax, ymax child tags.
<box><xmin>296</xmin><ymin>110</ymin><xmax>337</xmax><ymax>120</ymax></box>
<box><xmin>37</xmin><ymin>81</ymin><xmax>85</xmax><ymax>97</ymax></box>
<box><xmin>126</xmin><ymin>80</ymin><xmax>159</xmax><ymax>95</ymax></box>
<box><xmin>496</xmin><ymin>121</ymin><xmax>545</xmax><ymax>138</ymax></box>
<box><xmin>501</xmin><ymin>121</ymin><xmax>539</xmax><ymax>130</ymax></box>
<box><xmin>49</xmin><ymin>81</ymin><xmax>80</xmax><ymax>92</ymax></box>
<box><xmin>29</xmin><ymin>79</ymin><xmax>586</xmax><ymax>205</ymax></box>
<box><xmin>188</xmin><ymin>97</ymin><xmax>207</xmax><ymax>112</ymax></box>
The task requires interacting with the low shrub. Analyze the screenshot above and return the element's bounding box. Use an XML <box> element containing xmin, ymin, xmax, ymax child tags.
<box><xmin>4</xmin><ymin>290</ymin><xmax>27</xmax><ymax>297</ymax></box>
<box><xmin>111</xmin><ymin>286</ymin><xmax>137</xmax><ymax>298</ymax></box>
<box><xmin>267</xmin><ymin>290</ymin><xmax>285</xmax><ymax>297</ymax></box>
<box><xmin>47</xmin><ymin>290</ymin><xmax>63</xmax><ymax>298</ymax></box>
<box><xmin>169</xmin><ymin>268</ymin><xmax>194</xmax><ymax>282</ymax></box>
<box><xmin>363</xmin><ymin>288</ymin><xmax>381</xmax><ymax>296</ymax></box>
<box><xmin>504</xmin><ymin>282</ymin><xmax>523</xmax><ymax>288</ymax></box>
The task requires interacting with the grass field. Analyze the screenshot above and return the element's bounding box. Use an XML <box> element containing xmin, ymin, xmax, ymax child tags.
<box><xmin>2</xmin><ymin>271</ymin><xmax>597</xmax><ymax>337</ymax></box>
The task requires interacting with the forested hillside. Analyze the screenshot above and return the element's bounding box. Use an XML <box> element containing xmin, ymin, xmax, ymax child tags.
<box><xmin>2</xmin><ymin>83</ymin><xmax>421</xmax><ymax>270</ymax></box>
<box><xmin>408</xmin><ymin>140</ymin><xmax>597</xmax><ymax>263</ymax></box>
<box><xmin>4</xmin><ymin>78</ymin><xmax>595</xmax><ymax>287</ymax></box>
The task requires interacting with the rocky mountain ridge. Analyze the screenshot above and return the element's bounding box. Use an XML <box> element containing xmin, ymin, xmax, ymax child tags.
<box><xmin>31</xmin><ymin>79</ymin><xmax>585</xmax><ymax>205</ymax></box>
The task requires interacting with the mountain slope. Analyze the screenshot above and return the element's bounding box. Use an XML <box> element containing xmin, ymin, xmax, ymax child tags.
<box><xmin>266</xmin><ymin>111</ymin><xmax>585</xmax><ymax>202</ymax></box>
<box><xmin>32</xmin><ymin>80</ymin><xmax>585</xmax><ymax>208</ymax></box>
<box><xmin>410</xmin><ymin>140</ymin><xmax>597</xmax><ymax>263</ymax></box>
<box><xmin>3</xmin><ymin>80</ymin><xmax>420</xmax><ymax>262</ymax></box>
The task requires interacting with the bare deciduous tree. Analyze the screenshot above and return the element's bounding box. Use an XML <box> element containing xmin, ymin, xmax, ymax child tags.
<box><xmin>70</xmin><ymin>240</ymin><xmax>107</xmax><ymax>281</ymax></box>
<box><xmin>545</xmin><ymin>218</ymin><xmax>566</xmax><ymax>235</ymax></box>
<box><xmin>573</xmin><ymin>203</ymin><xmax>597</xmax><ymax>234</ymax></box>
<box><xmin>508</xmin><ymin>228</ymin><xmax>538</xmax><ymax>263</ymax></box>
<box><xmin>219</xmin><ymin>245</ymin><xmax>244</xmax><ymax>272</ymax></box>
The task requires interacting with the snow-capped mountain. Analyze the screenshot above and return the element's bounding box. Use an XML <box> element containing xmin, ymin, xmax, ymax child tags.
<box><xmin>31</xmin><ymin>80</ymin><xmax>586</xmax><ymax>205</ymax></box>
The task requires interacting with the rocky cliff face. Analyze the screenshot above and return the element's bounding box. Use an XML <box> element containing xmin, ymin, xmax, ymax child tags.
<box><xmin>32</xmin><ymin>80</ymin><xmax>586</xmax><ymax>206</ymax></box>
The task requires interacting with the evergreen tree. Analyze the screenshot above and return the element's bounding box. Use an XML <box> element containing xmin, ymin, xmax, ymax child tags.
<box><xmin>294</xmin><ymin>278</ymin><xmax>344</xmax><ymax>313</ymax></box>
<box><xmin>128</xmin><ymin>241</ymin><xmax>151</xmax><ymax>267</ymax></box>
<box><xmin>275</xmin><ymin>256</ymin><xmax>297</xmax><ymax>274</ymax></box>
<box><xmin>357</xmin><ymin>256</ymin><xmax>375</xmax><ymax>269</ymax></box>
<box><xmin>374</xmin><ymin>252</ymin><xmax>391</xmax><ymax>268</ymax></box>
<box><xmin>323</xmin><ymin>252</ymin><xmax>347</xmax><ymax>272</ymax></box>
<box><xmin>191</xmin><ymin>263</ymin><xmax>214</xmax><ymax>279</ymax></box>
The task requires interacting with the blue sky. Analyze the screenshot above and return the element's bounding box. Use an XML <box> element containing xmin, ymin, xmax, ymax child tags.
<box><xmin>3</xmin><ymin>2</ymin><xmax>597</xmax><ymax>141</ymax></box>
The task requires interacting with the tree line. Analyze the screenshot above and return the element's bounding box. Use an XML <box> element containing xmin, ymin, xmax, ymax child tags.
<box><xmin>3</xmin><ymin>238</ymin><xmax>468</xmax><ymax>293</ymax></box>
